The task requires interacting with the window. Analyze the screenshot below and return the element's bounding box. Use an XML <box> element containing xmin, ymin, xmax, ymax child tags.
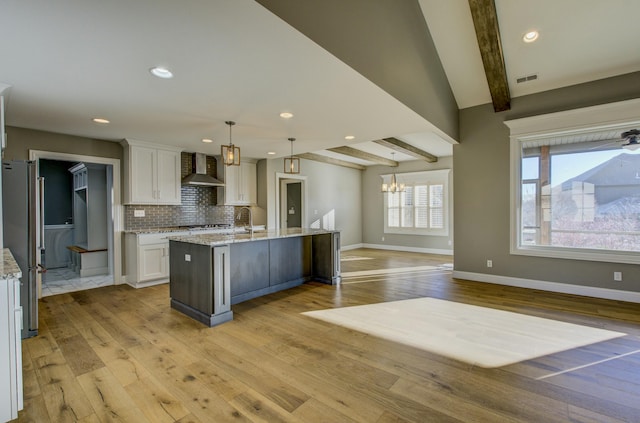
<box><xmin>382</xmin><ymin>169</ymin><xmax>450</xmax><ymax>236</ymax></box>
<box><xmin>506</xmin><ymin>98</ymin><xmax>640</xmax><ymax>264</ymax></box>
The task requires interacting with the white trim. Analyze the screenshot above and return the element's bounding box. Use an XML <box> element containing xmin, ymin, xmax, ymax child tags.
<box><xmin>511</xmin><ymin>245</ymin><xmax>640</xmax><ymax>265</ymax></box>
<box><xmin>506</xmin><ymin>98</ymin><xmax>640</xmax><ymax>264</ymax></box>
<box><xmin>363</xmin><ymin>243</ymin><xmax>453</xmax><ymax>256</ymax></box>
<box><xmin>383</xmin><ymin>169</ymin><xmax>450</xmax><ymax>237</ymax></box>
<box><xmin>127</xmin><ymin>278</ymin><xmax>168</xmax><ymax>289</ymax></box>
<box><xmin>504</xmin><ymin>97</ymin><xmax>640</xmax><ymax>138</ymax></box>
<box><xmin>29</xmin><ymin>150</ymin><xmax>123</xmax><ymax>286</ymax></box>
<box><xmin>341</xmin><ymin>243</ymin><xmax>364</xmax><ymax>251</ymax></box>
<box><xmin>453</xmin><ymin>270</ymin><xmax>640</xmax><ymax>304</ymax></box>
<box><xmin>381</xmin><ymin>168</ymin><xmax>450</xmax><ymax>184</ymax></box>
<box><xmin>275</xmin><ymin>172</ymin><xmax>307</xmax><ymax>231</ymax></box>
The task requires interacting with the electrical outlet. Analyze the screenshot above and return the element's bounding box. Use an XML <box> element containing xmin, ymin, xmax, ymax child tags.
<box><xmin>614</xmin><ymin>271</ymin><xmax>622</xmax><ymax>281</ymax></box>
<box><xmin>381</xmin><ymin>236</ymin><xmax>385</xmax><ymax>242</ymax></box>
<box><xmin>185</xmin><ymin>254</ymin><xmax>191</xmax><ymax>262</ymax></box>
<box><xmin>487</xmin><ymin>260</ymin><xmax>493</xmax><ymax>268</ymax></box>
<box><xmin>134</xmin><ymin>209</ymin><xmax>145</xmax><ymax>217</ymax></box>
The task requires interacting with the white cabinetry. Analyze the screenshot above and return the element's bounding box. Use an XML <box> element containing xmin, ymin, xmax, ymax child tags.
<box><xmin>122</xmin><ymin>139</ymin><xmax>182</xmax><ymax>205</ymax></box>
<box><xmin>68</xmin><ymin>163</ymin><xmax>109</xmax><ymax>277</ymax></box>
<box><xmin>1</xmin><ymin>251</ymin><xmax>23</xmax><ymax>422</ymax></box>
<box><xmin>125</xmin><ymin>231</ymin><xmax>188</xmax><ymax>288</ymax></box>
<box><xmin>217</xmin><ymin>159</ymin><xmax>257</xmax><ymax>205</ymax></box>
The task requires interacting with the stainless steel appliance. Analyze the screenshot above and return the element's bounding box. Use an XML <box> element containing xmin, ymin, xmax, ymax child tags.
<box><xmin>2</xmin><ymin>160</ymin><xmax>39</xmax><ymax>338</ymax></box>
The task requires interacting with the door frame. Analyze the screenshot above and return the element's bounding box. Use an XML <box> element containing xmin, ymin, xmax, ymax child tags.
<box><xmin>29</xmin><ymin>150</ymin><xmax>123</xmax><ymax>295</ymax></box>
<box><xmin>275</xmin><ymin>172</ymin><xmax>307</xmax><ymax>231</ymax></box>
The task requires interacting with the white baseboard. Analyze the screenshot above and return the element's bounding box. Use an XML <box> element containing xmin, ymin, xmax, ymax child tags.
<box><xmin>362</xmin><ymin>243</ymin><xmax>454</xmax><ymax>256</ymax></box>
<box><xmin>126</xmin><ymin>278</ymin><xmax>169</xmax><ymax>289</ymax></box>
<box><xmin>341</xmin><ymin>243</ymin><xmax>364</xmax><ymax>251</ymax></box>
<box><xmin>453</xmin><ymin>270</ymin><xmax>640</xmax><ymax>304</ymax></box>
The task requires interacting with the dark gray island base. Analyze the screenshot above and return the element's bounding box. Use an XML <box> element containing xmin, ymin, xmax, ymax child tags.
<box><xmin>168</xmin><ymin>229</ymin><xmax>340</xmax><ymax>327</ymax></box>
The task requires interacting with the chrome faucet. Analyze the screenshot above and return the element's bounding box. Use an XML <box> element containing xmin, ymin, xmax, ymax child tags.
<box><xmin>236</xmin><ymin>206</ymin><xmax>253</xmax><ymax>233</ymax></box>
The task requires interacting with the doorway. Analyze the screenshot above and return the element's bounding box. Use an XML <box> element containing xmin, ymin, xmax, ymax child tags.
<box><xmin>29</xmin><ymin>150</ymin><xmax>122</xmax><ymax>297</ymax></box>
<box><xmin>282</xmin><ymin>181</ymin><xmax>302</xmax><ymax>228</ymax></box>
<box><xmin>276</xmin><ymin>173</ymin><xmax>306</xmax><ymax>230</ymax></box>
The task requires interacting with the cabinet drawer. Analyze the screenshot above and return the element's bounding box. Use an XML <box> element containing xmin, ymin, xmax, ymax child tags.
<box><xmin>137</xmin><ymin>231</ymin><xmax>189</xmax><ymax>245</ymax></box>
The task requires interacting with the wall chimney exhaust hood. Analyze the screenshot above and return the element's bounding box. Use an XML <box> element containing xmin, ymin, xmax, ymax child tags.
<box><xmin>182</xmin><ymin>153</ymin><xmax>225</xmax><ymax>186</ymax></box>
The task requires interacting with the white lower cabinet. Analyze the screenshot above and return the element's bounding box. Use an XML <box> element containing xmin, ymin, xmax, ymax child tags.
<box><xmin>125</xmin><ymin>232</ymin><xmax>188</xmax><ymax>287</ymax></box>
<box><xmin>138</xmin><ymin>244</ymin><xmax>168</xmax><ymax>281</ymax></box>
<box><xmin>1</xmin><ymin>275</ymin><xmax>22</xmax><ymax>422</ymax></box>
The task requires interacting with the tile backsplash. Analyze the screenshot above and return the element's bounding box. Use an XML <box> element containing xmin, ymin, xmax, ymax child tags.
<box><xmin>124</xmin><ymin>152</ymin><xmax>262</xmax><ymax>230</ymax></box>
<box><xmin>124</xmin><ymin>152</ymin><xmax>234</xmax><ymax>230</ymax></box>
<box><xmin>124</xmin><ymin>203</ymin><xmax>234</xmax><ymax>230</ymax></box>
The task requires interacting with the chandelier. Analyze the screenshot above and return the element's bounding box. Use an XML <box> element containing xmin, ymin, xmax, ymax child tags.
<box><xmin>381</xmin><ymin>152</ymin><xmax>404</xmax><ymax>193</ymax></box>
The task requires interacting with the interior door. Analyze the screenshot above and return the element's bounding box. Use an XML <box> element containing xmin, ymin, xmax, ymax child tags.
<box><xmin>280</xmin><ymin>180</ymin><xmax>303</xmax><ymax>229</ymax></box>
<box><xmin>286</xmin><ymin>182</ymin><xmax>302</xmax><ymax>228</ymax></box>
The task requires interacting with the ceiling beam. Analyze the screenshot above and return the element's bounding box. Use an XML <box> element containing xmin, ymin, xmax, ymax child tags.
<box><xmin>327</xmin><ymin>146</ymin><xmax>398</xmax><ymax>166</ymax></box>
<box><xmin>295</xmin><ymin>153</ymin><xmax>366</xmax><ymax>170</ymax></box>
<box><xmin>468</xmin><ymin>0</ymin><xmax>511</xmax><ymax>112</ymax></box>
<box><xmin>374</xmin><ymin>138</ymin><xmax>438</xmax><ymax>163</ymax></box>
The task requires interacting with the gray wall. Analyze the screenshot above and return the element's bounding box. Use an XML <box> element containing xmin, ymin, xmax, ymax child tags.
<box><xmin>256</xmin><ymin>0</ymin><xmax>459</xmax><ymax>141</ymax></box>
<box><xmin>39</xmin><ymin>159</ymin><xmax>74</xmax><ymax>225</ymax></box>
<box><xmin>455</xmin><ymin>71</ymin><xmax>640</xmax><ymax>292</ymax></box>
<box><xmin>362</xmin><ymin>157</ymin><xmax>453</xmax><ymax>253</ymax></box>
<box><xmin>264</xmin><ymin>157</ymin><xmax>362</xmax><ymax>247</ymax></box>
<box><xmin>4</xmin><ymin>126</ymin><xmax>122</xmax><ymax>161</ymax></box>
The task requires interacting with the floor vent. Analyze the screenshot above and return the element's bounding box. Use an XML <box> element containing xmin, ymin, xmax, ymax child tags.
<box><xmin>516</xmin><ymin>74</ymin><xmax>538</xmax><ymax>84</ymax></box>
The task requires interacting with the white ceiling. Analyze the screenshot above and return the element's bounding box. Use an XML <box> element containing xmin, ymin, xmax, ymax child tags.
<box><xmin>419</xmin><ymin>0</ymin><xmax>640</xmax><ymax>109</ymax></box>
<box><xmin>2</xmin><ymin>1</ymin><xmax>639</xmax><ymax>166</ymax></box>
<box><xmin>0</xmin><ymin>0</ymin><xmax>454</xmax><ymax>164</ymax></box>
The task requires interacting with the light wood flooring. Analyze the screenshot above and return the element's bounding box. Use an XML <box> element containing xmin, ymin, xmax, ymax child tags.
<box><xmin>15</xmin><ymin>248</ymin><xmax>640</xmax><ymax>422</ymax></box>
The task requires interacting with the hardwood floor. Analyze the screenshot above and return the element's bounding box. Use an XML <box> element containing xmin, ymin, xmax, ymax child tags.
<box><xmin>16</xmin><ymin>248</ymin><xmax>640</xmax><ymax>422</ymax></box>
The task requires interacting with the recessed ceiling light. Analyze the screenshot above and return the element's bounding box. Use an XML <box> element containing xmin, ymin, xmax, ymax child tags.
<box><xmin>267</xmin><ymin>151</ymin><xmax>276</xmax><ymax>155</ymax></box>
<box><xmin>92</xmin><ymin>118</ymin><xmax>110</xmax><ymax>124</ymax></box>
<box><xmin>150</xmin><ymin>66</ymin><xmax>174</xmax><ymax>79</ymax></box>
<box><xmin>280</xmin><ymin>112</ymin><xmax>293</xmax><ymax>119</ymax></box>
<box><xmin>345</xmin><ymin>135</ymin><xmax>355</xmax><ymax>140</ymax></box>
<box><xmin>201</xmin><ymin>138</ymin><xmax>213</xmax><ymax>143</ymax></box>
<box><xmin>523</xmin><ymin>30</ymin><xmax>539</xmax><ymax>43</ymax></box>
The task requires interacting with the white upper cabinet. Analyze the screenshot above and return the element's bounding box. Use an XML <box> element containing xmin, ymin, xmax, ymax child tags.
<box><xmin>217</xmin><ymin>159</ymin><xmax>257</xmax><ymax>205</ymax></box>
<box><xmin>122</xmin><ymin>139</ymin><xmax>182</xmax><ymax>205</ymax></box>
<box><xmin>155</xmin><ymin>149</ymin><xmax>182</xmax><ymax>203</ymax></box>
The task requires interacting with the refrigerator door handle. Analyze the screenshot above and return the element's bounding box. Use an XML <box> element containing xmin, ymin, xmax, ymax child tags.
<box><xmin>39</xmin><ymin>176</ymin><xmax>45</xmax><ymax>251</ymax></box>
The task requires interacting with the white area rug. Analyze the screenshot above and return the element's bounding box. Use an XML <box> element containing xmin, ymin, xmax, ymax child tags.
<box><xmin>302</xmin><ymin>297</ymin><xmax>626</xmax><ymax>368</ymax></box>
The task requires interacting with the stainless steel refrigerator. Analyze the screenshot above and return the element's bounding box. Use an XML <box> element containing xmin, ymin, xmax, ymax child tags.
<box><xmin>2</xmin><ymin>160</ymin><xmax>39</xmax><ymax>338</ymax></box>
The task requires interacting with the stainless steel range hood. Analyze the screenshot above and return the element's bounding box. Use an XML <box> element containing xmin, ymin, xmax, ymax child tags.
<box><xmin>182</xmin><ymin>153</ymin><xmax>224</xmax><ymax>186</ymax></box>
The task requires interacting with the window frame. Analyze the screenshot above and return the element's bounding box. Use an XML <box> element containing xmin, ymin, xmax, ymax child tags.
<box><xmin>506</xmin><ymin>98</ymin><xmax>640</xmax><ymax>264</ymax></box>
<box><xmin>382</xmin><ymin>169</ymin><xmax>450</xmax><ymax>236</ymax></box>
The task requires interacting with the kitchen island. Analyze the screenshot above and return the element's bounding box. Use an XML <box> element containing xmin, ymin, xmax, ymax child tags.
<box><xmin>168</xmin><ymin>228</ymin><xmax>340</xmax><ymax>327</ymax></box>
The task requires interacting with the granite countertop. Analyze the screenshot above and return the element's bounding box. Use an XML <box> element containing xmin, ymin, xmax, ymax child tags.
<box><xmin>125</xmin><ymin>226</ymin><xmax>246</xmax><ymax>235</ymax></box>
<box><xmin>125</xmin><ymin>227</ymin><xmax>193</xmax><ymax>235</ymax></box>
<box><xmin>168</xmin><ymin>228</ymin><xmax>338</xmax><ymax>246</ymax></box>
<box><xmin>1</xmin><ymin>248</ymin><xmax>22</xmax><ymax>279</ymax></box>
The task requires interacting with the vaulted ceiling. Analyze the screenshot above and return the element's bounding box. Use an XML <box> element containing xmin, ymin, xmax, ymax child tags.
<box><xmin>1</xmin><ymin>1</ymin><xmax>639</xmax><ymax>168</ymax></box>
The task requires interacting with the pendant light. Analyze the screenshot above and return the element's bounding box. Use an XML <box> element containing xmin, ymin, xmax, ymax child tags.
<box><xmin>284</xmin><ymin>137</ymin><xmax>300</xmax><ymax>174</ymax></box>
<box><xmin>381</xmin><ymin>152</ymin><xmax>404</xmax><ymax>193</ymax></box>
<box><xmin>221</xmin><ymin>120</ymin><xmax>240</xmax><ymax>166</ymax></box>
